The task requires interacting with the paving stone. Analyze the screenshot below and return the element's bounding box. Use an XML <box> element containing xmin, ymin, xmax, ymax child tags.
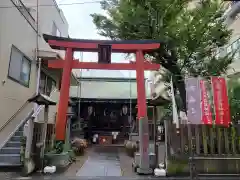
<box><xmin>76</xmin><ymin>150</ymin><xmax>122</xmax><ymax>177</ymax></box>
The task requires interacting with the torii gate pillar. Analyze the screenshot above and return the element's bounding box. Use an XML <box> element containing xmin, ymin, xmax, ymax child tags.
<box><xmin>43</xmin><ymin>34</ymin><xmax>161</xmax><ymax>174</ymax></box>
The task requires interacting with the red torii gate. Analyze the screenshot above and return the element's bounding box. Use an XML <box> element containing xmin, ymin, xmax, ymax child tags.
<box><xmin>43</xmin><ymin>34</ymin><xmax>161</xmax><ymax>173</ymax></box>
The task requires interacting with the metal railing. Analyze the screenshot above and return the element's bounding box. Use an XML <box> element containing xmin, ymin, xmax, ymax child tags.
<box><xmin>0</xmin><ymin>89</ymin><xmax>58</xmax><ymax>149</ymax></box>
<box><xmin>53</xmin><ymin>0</ymin><xmax>66</xmax><ymax>24</ymax></box>
<box><xmin>11</xmin><ymin>0</ymin><xmax>37</xmax><ymax>31</ymax></box>
<box><xmin>0</xmin><ymin>96</ymin><xmax>33</xmax><ymax>132</ymax></box>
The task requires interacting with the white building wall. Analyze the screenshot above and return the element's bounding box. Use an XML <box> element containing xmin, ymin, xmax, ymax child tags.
<box><xmin>0</xmin><ymin>0</ymin><xmax>38</xmax><ymax>128</ymax></box>
<box><xmin>0</xmin><ymin>0</ymin><xmax>68</xmax><ymax>128</ymax></box>
<box><xmin>22</xmin><ymin>0</ymin><xmax>69</xmax><ymax>58</ymax></box>
<box><xmin>21</xmin><ymin>0</ymin><xmax>68</xmax><ymax>37</ymax></box>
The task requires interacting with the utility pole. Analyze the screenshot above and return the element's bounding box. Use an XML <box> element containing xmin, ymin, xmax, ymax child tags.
<box><xmin>24</xmin><ymin>0</ymin><xmax>40</xmax><ymax>175</ymax></box>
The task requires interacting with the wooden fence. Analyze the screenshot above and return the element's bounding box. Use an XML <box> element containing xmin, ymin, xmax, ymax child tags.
<box><xmin>167</xmin><ymin>122</ymin><xmax>240</xmax><ymax>174</ymax></box>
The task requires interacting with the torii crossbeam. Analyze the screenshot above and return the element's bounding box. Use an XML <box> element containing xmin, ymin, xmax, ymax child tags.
<box><xmin>43</xmin><ymin>34</ymin><xmax>161</xmax><ymax>174</ymax></box>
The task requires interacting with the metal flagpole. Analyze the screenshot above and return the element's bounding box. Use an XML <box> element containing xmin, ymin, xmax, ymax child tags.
<box><xmin>24</xmin><ymin>0</ymin><xmax>40</xmax><ymax>172</ymax></box>
<box><xmin>77</xmin><ymin>76</ymin><xmax>79</xmax><ymax>118</ymax></box>
<box><xmin>129</xmin><ymin>70</ymin><xmax>132</xmax><ymax>140</ymax></box>
<box><xmin>78</xmin><ymin>52</ymin><xmax>83</xmax><ymax>126</ymax></box>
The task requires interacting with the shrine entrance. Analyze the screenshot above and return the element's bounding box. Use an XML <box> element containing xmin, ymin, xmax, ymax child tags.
<box><xmin>43</xmin><ymin>34</ymin><xmax>161</xmax><ymax>174</ymax></box>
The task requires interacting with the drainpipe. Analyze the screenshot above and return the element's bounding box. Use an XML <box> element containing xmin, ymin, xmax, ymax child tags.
<box><xmin>24</xmin><ymin>0</ymin><xmax>40</xmax><ymax>173</ymax></box>
<box><xmin>35</xmin><ymin>0</ymin><xmax>40</xmax><ymax>96</ymax></box>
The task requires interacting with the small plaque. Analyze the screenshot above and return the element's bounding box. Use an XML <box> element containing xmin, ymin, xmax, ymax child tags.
<box><xmin>98</xmin><ymin>44</ymin><xmax>112</xmax><ymax>64</ymax></box>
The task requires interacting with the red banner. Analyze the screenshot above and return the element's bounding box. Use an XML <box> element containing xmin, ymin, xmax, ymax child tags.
<box><xmin>200</xmin><ymin>80</ymin><xmax>213</xmax><ymax>125</ymax></box>
<box><xmin>211</xmin><ymin>77</ymin><xmax>230</xmax><ymax>127</ymax></box>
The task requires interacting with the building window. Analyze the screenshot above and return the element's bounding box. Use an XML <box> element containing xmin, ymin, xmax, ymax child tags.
<box><xmin>39</xmin><ymin>71</ymin><xmax>56</xmax><ymax>96</ymax></box>
<box><xmin>52</xmin><ymin>22</ymin><xmax>61</xmax><ymax>37</ymax></box>
<box><xmin>8</xmin><ymin>46</ymin><xmax>31</xmax><ymax>87</ymax></box>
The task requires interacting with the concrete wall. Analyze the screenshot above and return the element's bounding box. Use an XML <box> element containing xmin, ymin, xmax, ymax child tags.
<box><xmin>0</xmin><ymin>0</ymin><xmax>38</xmax><ymax>129</ymax></box>
<box><xmin>22</xmin><ymin>0</ymin><xmax>69</xmax><ymax>58</ymax></box>
<box><xmin>0</xmin><ymin>0</ymin><xmax>67</xmax><ymax>129</ymax></box>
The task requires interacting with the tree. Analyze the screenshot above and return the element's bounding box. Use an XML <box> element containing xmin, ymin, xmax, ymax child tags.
<box><xmin>91</xmin><ymin>0</ymin><xmax>234</xmax><ymax>111</ymax></box>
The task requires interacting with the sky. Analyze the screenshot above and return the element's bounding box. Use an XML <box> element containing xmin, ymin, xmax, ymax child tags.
<box><xmin>56</xmin><ymin>0</ymin><xmax>151</xmax><ymax>79</ymax></box>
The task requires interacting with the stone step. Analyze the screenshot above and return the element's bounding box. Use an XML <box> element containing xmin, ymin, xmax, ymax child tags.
<box><xmin>10</xmin><ymin>136</ymin><xmax>21</xmax><ymax>142</ymax></box>
<box><xmin>0</xmin><ymin>147</ymin><xmax>21</xmax><ymax>154</ymax></box>
<box><xmin>18</xmin><ymin>126</ymin><xmax>24</xmax><ymax>131</ymax></box>
<box><xmin>0</xmin><ymin>154</ymin><xmax>20</xmax><ymax>164</ymax></box>
<box><xmin>5</xmin><ymin>141</ymin><xmax>21</xmax><ymax>148</ymax></box>
<box><xmin>0</xmin><ymin>162</ymin><xmax>22</xmax><ymax>167</ymax></box>
<box><xmin>15</xmin><ymin>131</ymin><xmax>23</xmax><ymax>136</ymax></box>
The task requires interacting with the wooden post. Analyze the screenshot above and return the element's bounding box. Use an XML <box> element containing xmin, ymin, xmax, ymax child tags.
<box><xmin>40</xmin><ymin>105</ymin><xmax>49</xmax><ymax>169</ymax></box>
<box><xmin>231</xmin><ymin>125</ymin><xmax>236</xmax><ymax>154</ymax></box>
<box><xmin>195</xmin><ymin>125</ymin><xmax>200</xmax><ymax>155</ymax></box>
<box><xmin>188</xmin><ymin>124</ymin><xmax>194</xmax><ymax>179</ymax></box>
<box><xmin>210</xmin><ymin>127</ymin><xmax>215</xmax><ymax>154</ymax></box>
<box><xmin>153</xmin><ymin>106</ymin><xmax>158</xmax><ymax>167</ymax></box>
<box><xmin>217</xmin><ymin>127</ymin><xmax>222</xmax><ymax>155</ymax></box>
<box><xmin>224</xmin><ymin>128</ymin><xmax>229</xmax><ymax>153</ymax></box>
<box><xmin>164</xmin><ymin>120</ymin><xmax>169</xmax><ymax>170</ymax></box>
<box><xmin>202</xmin><ymin>126</ymin><xmax>208</xmax><ymax>155</ymax></box>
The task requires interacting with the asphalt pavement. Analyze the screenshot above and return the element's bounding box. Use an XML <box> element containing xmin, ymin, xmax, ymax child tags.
<box><xmin>9</xmin><ymin>175</ymin><xmax>240</xmax><ymax>180</ymax></box>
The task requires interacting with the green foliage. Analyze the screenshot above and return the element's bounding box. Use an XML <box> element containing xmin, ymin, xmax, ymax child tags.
<box><xmin>228</xmin><ymin>77</ymin><xmax>240</xmax><ymax>124</ymax></box>
<box><xmin>91</xmin><ymin>0</ymin><xmax>234</xmax><ymax>111</ymax></box>
<box><xmin>54</xmin><ymin>140</ymin><xmax>64</xmax><ymax>154</ymax></box>
<box><xmin>167</xmin><ymin>159</ymin><xmax>188</xmax><ymax>174</ymax></box>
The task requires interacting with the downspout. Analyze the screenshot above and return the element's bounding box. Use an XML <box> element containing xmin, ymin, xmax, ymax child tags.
<box><xmin>35</xmin><ymin>0</ymin><xmax>40</xmax><ymax>96</ymax></box>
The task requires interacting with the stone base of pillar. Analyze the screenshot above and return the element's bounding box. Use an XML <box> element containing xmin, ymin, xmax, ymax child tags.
<box><xmin>137</xmin><ymin>167</ymin><xmax>153</xmax><ymax>174</ymax></box>
<box><xmin>23</xmin><ymin>158</ymin><xmax>35</xmax><ymax>176</ymax></box>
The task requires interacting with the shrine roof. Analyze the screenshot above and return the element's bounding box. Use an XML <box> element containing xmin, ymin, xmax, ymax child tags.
<box><xmin>69</xmin><ymin>78</ymin><xmax>151</xmax><ymax>99</ymax></box>
<box><xmin>43</xmin><ymin>34</ymin><xmax>162</xmax><ymax>52</ymax></box>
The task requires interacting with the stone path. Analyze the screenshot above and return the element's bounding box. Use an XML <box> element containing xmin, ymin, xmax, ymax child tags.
<box><xmin>0</xmin><ymin>167</ymin><xmax>22</xmax><ymax>179</ymax></box>
<box><xmin>64</xmin><ymin>149</ymin><xmax>90</xmax><ymax>176</ymax></box>
<box><xmin>118</xmin><ymin>148</ymin><xmax>139</xmax><ymax>177</ymax></box>
<box><xmin>11</xmin><ymin>175</ymin><xmax>240</xmax><ymax>180</ymax></box>
<box><xmin>76</xmin><ymin>147</ymin><xmax>122</xmax><ymax>177</ymax></box>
